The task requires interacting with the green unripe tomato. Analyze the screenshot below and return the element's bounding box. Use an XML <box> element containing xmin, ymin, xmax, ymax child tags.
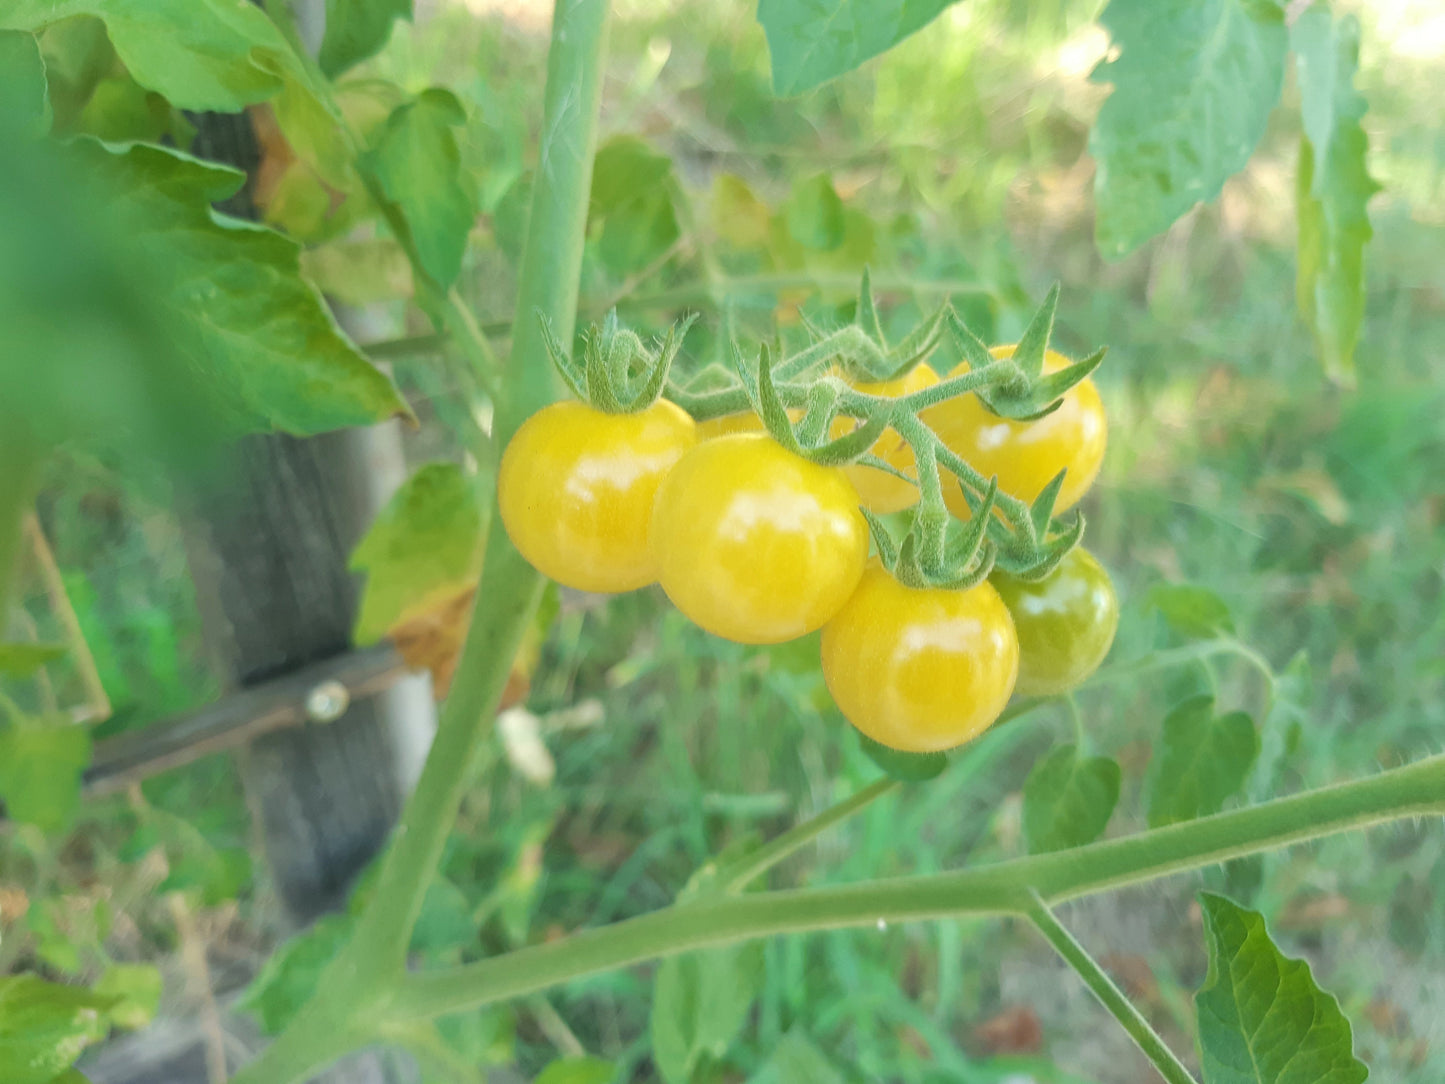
<box><xmin>992</xmin><ymin>546</ymin><xmax>1119</xmax><ymax>697</ymax></box>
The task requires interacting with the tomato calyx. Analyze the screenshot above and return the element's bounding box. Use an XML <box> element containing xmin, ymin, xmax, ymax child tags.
<box><xmin>539</xmin><ymin>309</ymin><xmax>697</xmax><ymax>414</ymax></box>
<box><xmin>945</xmin><ymin>285</ymin><xmax>1106</xmax><ymax>422</ymax></box>
<box><xmin>861</xmin><ymin>473</ymin><xmax>997</xmax><ymax>591</ymax></box>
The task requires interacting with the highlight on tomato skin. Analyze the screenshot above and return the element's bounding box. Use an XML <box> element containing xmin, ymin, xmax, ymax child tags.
<box><xmin>992</xmin><ymin>545</ymin><xmax>1120</xmax><ymax>698</ymax></box>
<box><xmin>497</xmin><ymin>398</ymin><xmax>696</xmax><ymax>593</ymax></box>
<box><xmin>649</xmin><ymin>432</ymin><xmax>868</xmax><ymax>645</ymax></box>
<box><xmin>820</xmin><ymin>562</ymin><xmax>1020</xmax><ymax>754</ymax></box>
<box><xmin>921</xmin><ymin>345</ymin><xmax>1107</xmax><ymax>518</ymax></box>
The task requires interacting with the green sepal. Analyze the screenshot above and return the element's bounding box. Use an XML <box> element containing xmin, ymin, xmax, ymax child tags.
<box><xmin>996</xmin><ymin>512</ymin><xmax>1085</xmax><ymax>581</ymax></box>
<box><xmin>733</xmin><ymin>341</ymin><xmax>802</xmax><ymax>453</ymax></box>
<box><xmin>877</xmin><ymin>302</ymin><xmax>950</xmax><ymax>381</ymax></box>
<box><xmin>860</xmin><ymin>508</ymin><xmax>899</xmax><ymax>569</ymax></box>
<box><xmin>546</xmin><ymin>311</ymin><xmax>696</xmax><ymax>414</ymax></box>
<box><xmin>943</xmin><ymin>477</ymin><xmax>997</xmax><ymax>569</ymax></box>
<box><xmin>948</xmin><ymin>285</ymin><xmax>1104</xmax><ymax>422</ymax></box>
<box><xmin>537</xmin><ymin>312</ymin><xmax>587</xmax><ymax>402</ymax></box>
<box><xmin>856</xmin><ymin>266</ymin><xmax>886</xmax><ymax>345</ymax></box>
<box><xmin>1029</xmin><ymin>470</ymin><xmax>1068</xmax><ymax>539</ymax></box>
<box><xmin>625</xmin><ymin>313</ymin><xmax>697</xmax><ymax>411</ymax></box>
<box><xmin>807</xmin><ymin>409</ymin><xmax>889</xmax><ymax>466</ymax></box>
<box><xmin>1009</xmin><ymin>282</ymin><xmax>1060</xmax><ymax>380</ymax></box>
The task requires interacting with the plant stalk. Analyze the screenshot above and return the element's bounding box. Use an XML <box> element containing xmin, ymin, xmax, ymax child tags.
<box><xmin>1027</xmin><ymin>892</ymin><xmax>1199</xmax><ymax>1084</ymax></box>
<box><xmin>230</xmin><ymin>3</ymin><xmax>611</xmax><ymax>1080</ymax></box>
<box><xmin>389</xmin><ymin>753</ymin><xmax>1445</xmax><ymax>1021</ymax></box>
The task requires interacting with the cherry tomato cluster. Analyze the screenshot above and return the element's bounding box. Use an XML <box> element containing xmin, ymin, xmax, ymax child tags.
<box><xmin>498</xmin><ymin>308</ymin><xmax>1119</xmax><ymax>756</ymax></box>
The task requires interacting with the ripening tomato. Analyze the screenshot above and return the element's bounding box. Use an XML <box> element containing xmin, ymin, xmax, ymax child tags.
<box><xmin>921</xmin><ymin>345</ymin><xmax>1106</xmax><ymax>519</ymax></box>
<box><xmin>991</xmin><ymin>546</ymin><xmax>1119</xmax><ymax>697</ymax></box>
<box><xmin>650</xmin><ymin>433</ymin><xmax>868</xmax><ymax>644</ymax></box>
<box><xmin>498</xmin><ymin>398</ymin><xmax>695</xmax><ymax>593</ymax></box>
<box><xmin>821</xmin><ymin>564</ymin><xmax>1019</xmax><ymax>753</ymax></box>
<box><xmin>830</xmin><ymin>365</ymin><xmax>939</xmax><ymax>513</ymax></box>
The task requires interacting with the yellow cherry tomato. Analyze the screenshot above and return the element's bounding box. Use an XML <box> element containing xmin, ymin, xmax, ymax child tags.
<box><xmin>498</xmin><ymin>399</ymin><xmax>696</xmax><ymax>593</ymax></box>
<box><xmin>830</xmin><ymin>365</ymin><xmax>939</xmax><ymax>514</ymax></box>
<box><xmin>650</xmin><ymin>433</ymin><xmax>868</xmax><ymax>644</ymax></box>
<box><xmin>922</xmin><ymin>345</ymin><xmax>1106</xmax><ymax>519</ymax></box>
<box><xmin>821</xmin><ymin>563</ymin><xmax>1019</xmax><ymax>753</ymax></box>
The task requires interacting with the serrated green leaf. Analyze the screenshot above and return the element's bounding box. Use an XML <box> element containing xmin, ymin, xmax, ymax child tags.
<box><xmin>1022</xmin><ymin>744</ymin><xmax>1120</xmax><ymax>854</ymax></box>
<box><xmin>350</xmin><ymin>462</ymin><xmax>484</xmax><ymax>644</ymax></box>
<box><xmin>72</xmin><ymin>139</ymin><xmax>407</xmax><ymax>435</ymax></box>
<box><xmin>0</xmin><ymin>974</ymin><xmax>116</xmax><ymax>1084</ymax></box>
<box><xmin>0</xmin><ymin>643</ymin><xmax>66</xmax><ymax>679</ymax></box>
<box><xmin>857</xmin><ymin>732</ymin><xmax>948</xmax><ymax>782</ymax></box>
<box><xmin>0</xmin><ymin>30</ymin><xmax>50</xmax><ymax>135</ymax></box>
<box><xmin>93</xmin><ymin>964</ymin><xmax>162</xmax><ymax>1031</ymax></box>
<box><xmin>534</xmin><ymin>1057</ymin><xmax>615</xmax><ymax>1084</ymax></box>
<box><xmin>2</xmin><ymin>2</ymin><xmax>349</xmax><ymax>186</ymax></box>
<box><xmin>588</xmin><ymin>137</ymin><xmax>680</xmax><ymax>276</ymax></box>
<box><xmin>1148</xmin><ymin>583</ymin><xmax>1235</xmax><ymax>640</ymax></box>
<box><xmin>1147</xmin><ymin>697</ymin><xmax>1259</xmax><ymax>828</ymax></box>
<box><xmin>364</xmin><ymin>89</ymin><xmax>474</xmax><ymax>290</ymax></box>
<box><xmin>1195</xmin><ymin>894</ymin><xmax>1368</xmax><ymax>1084</ymax></box>
<box><xmin>783</xmin><ymin>174</ymin><xmax>846</xmax><ymax>252</ymax></box>
<box><xmin>0</xmin><ymin>719</ymin><xmax>91</xmax><ymax>833</ymax></box>
<box><xmin>239</xmin><ymin>913</ymin><xmax>354</xmax><ymax>1035</ymax></box>
<box><xmin>651</xmin><ymin>942</ymin><xmax>765</xmax><ymax>1084</ymax></box>
<box><xmin>758</xmin><ymin>0</ymin><xmax>957</xmax><ymax>96</ymax></box>
<box><xmin>1291</xmin><ymin>10</ymin><xmax>1378</xmax><ymax>384</ymax></box>
<box><xmin>1090</xmin><ymin>0</ymin><xmax>1288</xmax><ymax>258</ymax></box>
<box><xmin>320</xmin><ymin>0</ymin><xmax>411</xmax><ymax>78</ymax></box>
<box><xmin>749</xmin><ymin>1031</ymin><xmax>845</xmax><ymax>1084</ymax></box>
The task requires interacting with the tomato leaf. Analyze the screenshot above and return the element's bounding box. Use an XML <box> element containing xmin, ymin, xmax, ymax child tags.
<box><xmin>1089</xmin><ymin>0</ymin><xmax>1288</xmax><ymax>258</ymax></box>
<box><xmin>1147</xmin><ymin>697</ymin><xmax>1259</xmax><ymax>828</ymax></box>
<box><xmin>0</xmin><ymin>30</ymin><xmax>50</xmax><ymax>135</ymax></box>
<box><xmin>650</xmin><ymin>941</ymin><xmax>765</xmax><ymax>1084</ymax></box>
<box><xmin>239</xmin><ymin>913</ymin><xmax>354</xmax><ymax>1035</ymax></box>
<box><xmin>0</xmin><ymin>643</ymin><xmax>66</xmax><ymax>679</ymax></box>
<box><xmin>0</xmin><ymin>718</ymin><xmax>92</xmax><ymax>834</ymax></box>
<box><xmin>0</xmin><ymin>975</ymin><xmax>117</xmax><ymax>1084</ymax></box>
<box><xmin>1147</xmin><ymin>583</ymin><xmax>1235</xmax><ymax>640</ymax></box>
<box><xmin>588</xmin><ymin>137</ymin><xmax>680</xmax><ymax>276</ymax></box>
<box><xmin>350</xmin><ymin>462</ymin><xmax>484</xmax><ymax>644</ymax></box>
<box><xmin>363</xmin><ymin>89</ymin><xmax>474</xmax><ymax>291</ymax></box>
<box><xmin>93</xmin><ymin>964</ymin><xmax>162</xmax><ymax>1031</ymax></box>
<box><xmin>320</xmin><ymin>0</ymin><xmax>412</xmax><ymax>79</ymax></box>
<box><xmin>534</xmin><ymin>1057</ymin><xmax>615</xmax><ymax>1084</ymax></box>
<box><xmin>1021</xmin><ymin>744</ymin><xmax>1120</xmax><ymax>854</ymax></box>
<box><xmin>1</xmin><ymin>2</ymin><xmax>350</xmax><ymax>186</ymax></box>
<box><xmin>1195</xmin><ymin>893</ymin><xmax>1368</xmax><ymax>1084</ymax></box>
<box><xmin>71</xmin><ymin>139</ymin><xmax>408</xmax><ymax>436</ymax></box>
<box><xmin>758</xmin><ymin>0</ymin><xmax>957</xmax><ymax>96</ymax></box>
<box><xmin>749</xmin><ymin>1031</ymin><xmax>846</xmax><ymax>1084</ymax></box>
<box><xmin>1291</xmin><ymin>9</ymin><xmax>1379</xmax><ymax>386</ymax></box>
<box><xmin>857</xmin><ymin>732</ymin><xmax>948</xmax><ymax>782</ymax></box>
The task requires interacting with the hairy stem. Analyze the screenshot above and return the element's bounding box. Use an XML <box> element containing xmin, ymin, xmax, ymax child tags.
<box><xmin>231</xmin><ymin>4</ymin><xmax>611</xmax><ymax>1081</ymax></box>
<box><xmin>1027</xmin><ymin>893</ymin><xmax>1198</xmax><ymax>1084</ymax></box>
<box><xmin>390</xmin><ymin>754</ymin><xmax>1445</xmax><ymax>1021</ymax></box>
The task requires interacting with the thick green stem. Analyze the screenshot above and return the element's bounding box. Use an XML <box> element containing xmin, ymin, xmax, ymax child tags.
<box><xmin>231</xmin><ymin>5</ymin><xmax>611</xmax><ymax>1082</ymax></box>
<box><xmin>500</xmin><ymin>0</ymin><xmax>611</xmax><ymax>442</ymax></box>
<box><xmin>389</xmin><ymin>754</ymin><xmax>1445</xmax><ymax>1021</ymax></box>
<box><xmin>1027</xmin><ymin>893</ymin><xmax>1198</xmax><ymax>1084</ymax></box>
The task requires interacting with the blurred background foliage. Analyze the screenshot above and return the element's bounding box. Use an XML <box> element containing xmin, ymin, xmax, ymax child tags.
<box><xmin>2</xmin><ymin>0</ymin><xmax>1443</xmax><ymax>1081</ymax></box>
